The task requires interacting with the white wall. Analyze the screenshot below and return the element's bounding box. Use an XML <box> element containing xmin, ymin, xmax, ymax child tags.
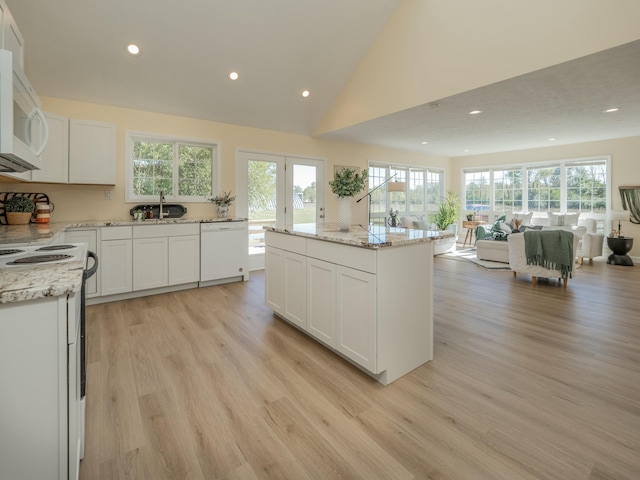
<box><xmin>0</xmin><ymin>97</ymin><xmax>449</xmax><ymax>226</ymax></box>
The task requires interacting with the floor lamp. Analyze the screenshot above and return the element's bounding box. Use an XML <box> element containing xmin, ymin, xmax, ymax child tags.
<box><xmin>356</xmin><ymin>173</ymin><xmax>407</xmax><ymax>226</ymax></box>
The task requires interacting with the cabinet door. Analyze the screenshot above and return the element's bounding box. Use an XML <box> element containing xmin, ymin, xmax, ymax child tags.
<box><xmin>101</xmin><ymin>239</ymin><xmax>132</xmax><ymax>295</ymax></box>
<box><xmin>133</xmin><ymin>237</ymin><xmax>168</xmax><ymax>290</ymax></box>
<box><xmin>65</xmin><ymin>229</ymin><xmax>99</xmax><ymax>297</ymax></box>
<box><xmin>265</xmin><ymin>246</ymin><xmax>307</xmax><ymax>328</ymax></box>
<box><xmin>282</xmin><ymin>250</ymin><xmax>307</xmax><ymax>330</ymax></box>
<box><xmin>265</xmin><ymin>246</ymin><xmax>285</xmax><ymax>315</ymax></box>
<box><xmin>1</xmin><ymin>2</ymin><xmax>24</xmax><ymax>70</ymax></box>
<box><xmin>336</xmin><ymin>266</ymin><xmax>377</xmax><ymax>372</ymax></box>
<box><xmin>69</xmin><ymin>119</ymin><xmax>116</xmax><ymax>185</ymax></box>
<box><xmin>169</xmin><ymin>235</ymin><xmax>200</xmax><ymax>285</ymax></box>
<box><xmin>307</xmin><ymin>258</ymin><xmax>337</xmax><ymax>348</ymax></box>
<box><xmin>31</xmin><ymin>112</ymin><xmax>69</xmax><ymax>183</ymax></box>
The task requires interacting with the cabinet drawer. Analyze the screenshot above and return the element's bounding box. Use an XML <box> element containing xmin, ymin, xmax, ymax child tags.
<box><xmin>265</xmin><ymin>230</ymin><xmax>306</xmax><ymax>255</ymax></box>
<box><xmin>307</xmin><ymin>239</ymin><xmax>376</xmax><ymax>274</ymax></box>
<box><xmin>101</xmin><ymin>226</ymin><xmax>132</xmax><ymax>240</ymax></box>
<box><xmin>134</xmin><ymin>223</ymin><xmax>199</xmax><ymax>238</ymax></box>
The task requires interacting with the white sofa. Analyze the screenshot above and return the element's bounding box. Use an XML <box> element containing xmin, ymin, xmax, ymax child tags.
<box><xmin>476</xmin><ymin>215</ymin><xmax>603</xmax><ymax>264</ymax></box>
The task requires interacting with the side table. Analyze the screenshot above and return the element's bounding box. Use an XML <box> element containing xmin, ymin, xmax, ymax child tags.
<box><xmin>462</xmin><ymin>220</ymin><xmax>486</xmax><ymax>248</ymax></box>
<box><xmin>606</xmin><ymin>236</ymin><xmax>634</xmax><ymax>266</ymax></box>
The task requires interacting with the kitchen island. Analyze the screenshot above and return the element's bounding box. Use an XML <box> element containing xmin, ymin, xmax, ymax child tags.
<box><xmin>265</xmin><ymin>223</ymin><xmax>453</xmax><ymax>385</ymax></box>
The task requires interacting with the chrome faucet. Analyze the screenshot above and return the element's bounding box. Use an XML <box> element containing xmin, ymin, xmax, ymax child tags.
<box><xmin>159</xmin><ymin>191</ymin><xmax>165</xmax><ymax>219</ymax></box>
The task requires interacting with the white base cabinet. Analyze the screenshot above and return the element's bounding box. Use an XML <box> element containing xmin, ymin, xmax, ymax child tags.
<box><xmin>0</xmin><ymin>293</ymin><xmax>81</xmax><ymax>480</ymax></box>
<box><xmin>100</xmin><ymin>226</ymin><xmax>133</xmax><ymax>296</ymax></box>
<box><xmin>265</xmin><ymin>230</ymin><xmax>434</xmax><ymax>385</ymax></box>
<box><xmin>133</xmin><ymin>236</ymin><xmax>168</xmax><ymax>290</ymax></box>
<box><xmin>169</xmin><ymin>235</ymin><xmax>201</xmax><ymax>285</ymax></box>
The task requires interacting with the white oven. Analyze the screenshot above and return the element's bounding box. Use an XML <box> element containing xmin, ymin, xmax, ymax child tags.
<box><xmin>0</xmin><ymin>48</ymin><xmax>49</xmax><ymax>173</ymax></box>
<box><xmin>0</xmin><ymin>243</ymin><xmax>96</xmax><ymax>480</ymax></box>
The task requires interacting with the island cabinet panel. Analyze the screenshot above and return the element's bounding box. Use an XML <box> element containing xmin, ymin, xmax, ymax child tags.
<box><xmin>336</xmin><ymin>265</ymin><xmax>377</xmax><ymax>372</ymax></box>
<box><xmin>306</xmin><ymin>257</ymin><xmax>337</xmax><ymax>348</ymax></box>
<box><xmin>265</xmin><ymin>229</ymin><xmax>435</xmax><ymax>385</ymax></box>
<box><xmin>265</xmin><ymin>244</ymin><xmax>307</xmax><ymax>330</ymax></box>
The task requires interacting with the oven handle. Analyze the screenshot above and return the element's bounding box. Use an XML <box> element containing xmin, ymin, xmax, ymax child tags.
<box><xmin>84</xmin><ymin>251</ymin><xmax>98</xmax><ymax>281</ymax></box>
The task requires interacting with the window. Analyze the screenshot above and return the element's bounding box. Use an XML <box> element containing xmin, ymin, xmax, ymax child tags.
<box><xmin>126</xmin><ymin>132</ymin><xmax>219</xmax><ymax>202</ymax></box>
<box><xmin>527</xmin><ymin>165</ymin><xmax>561</xmax><ymax>212</ymax></box>
<box><xmin>369</xmin><ymin>162</ymin><xmax>444</xmax><ymax>225</ymax></box>
<box><xmin>462</xmin><ymin>156</ymin><xmax>609</xmax><ymax>230</ymax></box>
<box><xmin>494</xmin><ymin>168</ymin><xmax>523</xmax><ymax>212</ymax></box>
<box><xmin>464</xmin><ymin>170</ymin><xmax>491</xmax><ymax>212</ymax></box>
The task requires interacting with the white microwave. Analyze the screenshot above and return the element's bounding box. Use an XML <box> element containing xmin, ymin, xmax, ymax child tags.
<box><xmin>0</xmin><ymin>49</ymin><xmax>48</xmax><ymax>172</ymax></box>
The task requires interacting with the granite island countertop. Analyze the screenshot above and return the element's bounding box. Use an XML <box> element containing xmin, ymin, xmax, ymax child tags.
<box><xmin>268</xmin><ymin>223</ymin><xmax>454</xmax><ymax>248</ymax></box>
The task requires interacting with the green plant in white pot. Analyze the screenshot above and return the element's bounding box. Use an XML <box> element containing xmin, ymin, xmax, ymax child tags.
<box><xmin>4</xmin><ymin>196</ymin><xmax>35</xmax><ymax>225</ymax></box>
<box><xmin>431</xmin><ymin>191</ymin><xmax>461</xmax><ymax>231</ymax></box>
<box><xmin>329</xmin><ymin>167</ymin><xmax>368</xmax><ymax>231</ymax></box>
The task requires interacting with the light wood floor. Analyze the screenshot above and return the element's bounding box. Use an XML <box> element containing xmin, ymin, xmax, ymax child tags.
<box><xmin>80</xmin><ymin>256</ymin><xmax>640</xmax><ymax>480</ymax></box>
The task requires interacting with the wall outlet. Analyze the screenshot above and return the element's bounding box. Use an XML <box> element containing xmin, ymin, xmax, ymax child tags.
<box><xmin>104</xmin><ymin>190</ymin><xmax>112</xmax><ymax>200</ymax></box>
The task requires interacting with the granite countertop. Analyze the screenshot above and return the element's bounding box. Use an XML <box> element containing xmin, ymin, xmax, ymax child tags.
<box><xmin>0</xmin><ymin>217</ymin><xmax>246</xmax><ymax>247</ymax></box>
<box><xmin>269</xmin><ymin>223</ymin><xmax>454</xmax><ymax>248</ymax></box>
<box><xmin>0</xmin><ymin>258</ymin><xmax>85</xmax><ymax>304</ymax></box>
<box><xmin>0</xmin><ymin>217</ymin><xmax>245</xmax><ymax>304</ymax></box>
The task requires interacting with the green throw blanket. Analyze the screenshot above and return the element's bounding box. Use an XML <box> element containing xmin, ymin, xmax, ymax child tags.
<box><xmin>524</xmin><ymin>230</ymin><xmax>574</xmax><ymax>279</ymax></box>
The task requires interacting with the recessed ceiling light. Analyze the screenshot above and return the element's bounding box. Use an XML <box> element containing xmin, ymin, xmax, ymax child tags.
<box><xmin>421</xmin><ymin>141</ymin><xmax>428</xmax><ymax>145</ymax></box>
<box><xmin>464</xmin><ymin>149</ymin><xmax>470</xmax><ymax>152</ymax></box>
<box><xmin>468</xmin><ymin>110</ymin><xmax>482</xmax><ymax>115</ymax></box>
<box><xmin>302</xmin><ymin>90</ymin><xmax>310</xmax><ymax>98</ymax></box>
<box><xmin>229</xmin><ymin>72</ymin><xmax>239</xmax><ymax>80</ymax></box>
<box><xmin>603</xmin><ymin>107</ymin><xmax>619</xmax><ymax>113</ymax></box>
<box><xmin>126</xmin><ymin>44</ymin><xmax>141</xmax><ymax>56</ymax></box>
<box><xmin>548</xmin><ymin>138</ymin><xmax>556</xmax><ymax>141</ymax></box>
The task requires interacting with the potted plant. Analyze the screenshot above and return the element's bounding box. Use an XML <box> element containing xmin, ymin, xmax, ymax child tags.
<box><xmin>209</xmin><ymin>190</ymin><xmax>236</xmax><ymax>218</ymax></box>
<box><xmin>431</xmin><ymin>191</ymin><xmax>461</xmax><ymax>231</ymax></box>
<box><xmin>329</xmin><ymin>167</ymin><xmax>368</xmax><ymax>231</ymax></box>
<box><xmin>4</xmin><ymin>196</ymin><xmax>35</xmax><ymax>225</ymax></box>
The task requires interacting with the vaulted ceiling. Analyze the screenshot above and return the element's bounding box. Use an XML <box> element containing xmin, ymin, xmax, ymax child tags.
<box><xmin>7</xmin><ymin>0</ymin><xmax>640</xmax><ymax>157</ymax></box>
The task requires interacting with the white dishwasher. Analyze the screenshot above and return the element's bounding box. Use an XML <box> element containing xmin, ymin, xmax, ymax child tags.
<box><xmin>200</xmin><ymin>220</ymin><xmax>249</xmax><ymax>285</ymax></box>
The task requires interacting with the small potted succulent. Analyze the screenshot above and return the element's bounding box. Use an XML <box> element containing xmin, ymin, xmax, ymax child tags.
<box><xmin>209</xmin><ymin>190</ymin><xmax>236</xmax><ymax>218</ymax></box>
<box><xmin>4</xmin><ymin>196</ymin><xmax>35</xmax><ymax>225</ymax></box>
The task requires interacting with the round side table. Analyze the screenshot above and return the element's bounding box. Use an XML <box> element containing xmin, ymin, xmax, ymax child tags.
<box><xmin>606</xmin><ymin>236</ymin><xmax>634</xmax><ymax>266</ymax></box>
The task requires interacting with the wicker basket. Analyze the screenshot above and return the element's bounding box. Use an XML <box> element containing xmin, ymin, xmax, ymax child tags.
<box><xmin>6</xmin><ymin>212</ymin><xmax>33</xmax><ymax>225</ymax></box>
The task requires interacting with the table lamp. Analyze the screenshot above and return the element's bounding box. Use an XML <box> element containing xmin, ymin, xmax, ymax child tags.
<box><xmin>610</xmin><ymin>210</ymin><xmax>629</xmax><ymax>237</ymax></box>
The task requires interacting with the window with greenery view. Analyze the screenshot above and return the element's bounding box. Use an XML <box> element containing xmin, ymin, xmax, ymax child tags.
<box><xmin>369</xmin><ymin>162</ymin><xmax>444</xmax><ymax>225</ymax></box>
<box><xmin>127</xmin><ymin>133</ymin><xmax>217</xmax><ymax>202</ymax></box>
<box><xmin>462</xmin><ymin>157</ymin><xmax>608</xmax><ymax>230</ymax></box>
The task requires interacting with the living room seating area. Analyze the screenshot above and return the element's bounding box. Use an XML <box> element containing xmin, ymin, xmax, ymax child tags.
<box><xmin>475</xmin><ymin>212</ymin><xmax>604</xmax><ymax>265</ymax></box>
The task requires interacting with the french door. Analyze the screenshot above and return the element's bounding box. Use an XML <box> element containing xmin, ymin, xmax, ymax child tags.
<box><xmin>235</xmin><ymin>151</ymin><xmax>325</xmax><ymax>270</ymax></box>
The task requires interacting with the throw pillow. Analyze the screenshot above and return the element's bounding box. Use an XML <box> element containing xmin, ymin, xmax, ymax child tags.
<box><xmin>548</xmin><ymin>212</ymin><xmax>579</xmax><ymax>226</ymax></box>
<box><xmin>507</xmin><ymin>211</ymin><xmax>533</xmax><ymax>226</ymax></box>
<box><xmin>413</xmin><ymin>219</ymin><xmax>430</xmax><ymax>230</ymax></box>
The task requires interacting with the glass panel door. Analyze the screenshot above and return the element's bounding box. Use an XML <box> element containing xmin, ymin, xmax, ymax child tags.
<box><xmin>286</xmin><ymin>157</ymin><xmax>325</xmax><ymax>225</ymax></box>
<box><xmin>236</xmin><ymin>151</ymin><xmax>324</xmax><ymax>270</ymax></box>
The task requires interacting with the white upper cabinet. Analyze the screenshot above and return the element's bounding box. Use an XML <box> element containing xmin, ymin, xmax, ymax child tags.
<box><xmin>69</xmin><ymin>119</ymin><xmax>116</xmax><ymax>185</ymax></box>
<box><xmin>31</xmin><ymin>112</ymin><xmax>69</xmax><ymax>183</ymax></box>
<box><xmin>0</xmin><ymin>0</ymin><xmax>25</xmax><ymax>70</ymax></box>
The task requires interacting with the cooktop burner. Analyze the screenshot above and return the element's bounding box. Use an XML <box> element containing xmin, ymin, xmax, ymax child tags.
<box><xmin>35</xmin><ymin>245</ymin><xmax>77</xmax><ymax>251</ymax></box>
<box><xmin>8</xmin><ymin>254</ymin><xmax>74</xmax><ymax>265</ymax></box>
<box><xmin>0</xmin><ymin>249</ymin><xmax>25</xmax><ymax>256</ymax></box>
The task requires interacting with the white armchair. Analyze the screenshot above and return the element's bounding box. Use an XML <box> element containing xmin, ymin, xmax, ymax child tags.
<box><xmin>576</xmin><ymin>218</ymin><xmax>604</xmax><ymax>264</ymax></box>
<box><xmin>508</xmin><ymin>232</ymin><xmax>579</xmax><ymax>288</ymax></box>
